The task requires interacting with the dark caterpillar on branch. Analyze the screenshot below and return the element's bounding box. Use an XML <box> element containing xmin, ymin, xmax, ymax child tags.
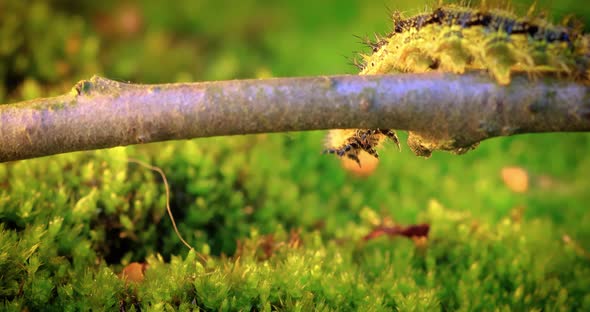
<box><xmin>325</xmin><ymin>2</ymin><xmax>590</xmax><ymax>164</ymax></box>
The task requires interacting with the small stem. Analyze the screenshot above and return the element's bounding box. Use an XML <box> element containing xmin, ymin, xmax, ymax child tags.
<box><xmin>0</xmin><ymin>72</ymin><xmax>589</xmax><ymax>162</ymax></box>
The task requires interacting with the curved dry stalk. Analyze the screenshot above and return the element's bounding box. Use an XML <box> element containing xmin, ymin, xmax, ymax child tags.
<box><xmin>127</xmin><ymin>158</ymin><xmax>210</xmax><ymax>264</ymax></box>
<box><xmin>0</xmin><ymin>72</ymin><xmax>589</xmax><ymax>162</ymax></box>
<box><xmin>126</xmin><ymin>158</ymin><xmax>193</xmax><ymax>250</ymax></box>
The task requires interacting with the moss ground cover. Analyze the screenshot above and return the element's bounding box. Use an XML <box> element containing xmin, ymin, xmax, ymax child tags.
<box><xmin>1</xmin><ymin>0</ymin><xmax>589</xmax><ymax>310</ymax></box>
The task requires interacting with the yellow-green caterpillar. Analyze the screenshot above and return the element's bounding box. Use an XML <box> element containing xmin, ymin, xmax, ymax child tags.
<box><xmin>325</xmin><ymin>3</ymin><xmax>590</xmax><ymax>163</ymax></box>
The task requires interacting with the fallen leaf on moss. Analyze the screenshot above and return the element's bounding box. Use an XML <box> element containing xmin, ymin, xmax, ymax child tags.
<box><xmin>120</xmin><ymin>262</ymin><xmax>148</xmax><ymax>283</ymax></box>
<box><xmin>363</xmin><ymin>223</ymin><xmax>430</xmax><ymax>241</ymax></box>
<box><xmin>501</xmin><ymin>166</ymin><xmax>529</xmax><ymax>193</ymax></box>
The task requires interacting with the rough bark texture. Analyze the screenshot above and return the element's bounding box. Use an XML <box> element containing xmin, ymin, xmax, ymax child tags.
<box><xmin>1</xmin><ymin>72</ymin><xmax>589</xmax><ymax>162</ymax></box>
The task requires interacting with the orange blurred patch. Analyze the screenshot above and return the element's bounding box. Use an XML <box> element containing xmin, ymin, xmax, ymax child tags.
<box><xmin>501</xmin><ymin>166</ymin><xmax>529</xmax><ymax>193</ymax></box>
<box><xmin>341</xmin><ymin>151</ymin><xmax>379</xmax><ymax>177</ymax></box>
<box><xmin>94</xmin><ymin>4</ymin><xmax>143</xmax><ymax>38</ymax></box>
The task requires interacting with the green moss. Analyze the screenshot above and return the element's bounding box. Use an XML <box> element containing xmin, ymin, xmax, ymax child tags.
<box><xmin>2</xmin><ymin>131</ymin><xmax>589</xmax><ymax>310</ymax></box>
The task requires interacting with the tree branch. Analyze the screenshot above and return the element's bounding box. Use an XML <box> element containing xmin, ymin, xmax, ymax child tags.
<box><xmin>1</xmin><ymin>72</ymin><xmax>589</xmax><ymax>162</ymax></box>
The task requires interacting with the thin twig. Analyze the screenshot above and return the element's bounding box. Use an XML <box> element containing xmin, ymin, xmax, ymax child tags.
<box><xmin>127</xmin><ymin>158</ymin><xmax>210</xmax><ymax>263</ymax></box>
<box><xmin>126</xmin><ymin>158</ymin><xmax>193</xmax><ymax>250</ymax></box>
<box><xmin>1</xmin><ymin>72</ymin><xmax>589</xmax><ymax>162</ymax></box>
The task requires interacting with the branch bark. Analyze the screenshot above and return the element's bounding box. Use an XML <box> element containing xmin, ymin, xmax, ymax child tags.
<box><xmin>1</xmin><ymin>72</ymin><xmax>589</xmax><ymax>162</ymax></box>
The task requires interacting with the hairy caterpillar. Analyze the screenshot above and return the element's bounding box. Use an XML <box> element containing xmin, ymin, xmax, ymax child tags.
<box><xmin>325</xmin><ymin>2</ymin><xmax>590</xmax><ymax>163</ymax></box>
<box><xmin>324</xmin><ymin>129</ymin><xmax>400</xmax><ymax>165</ymax></box>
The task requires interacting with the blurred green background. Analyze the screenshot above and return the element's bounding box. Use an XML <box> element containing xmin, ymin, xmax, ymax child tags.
<box><xmin>1</xmin><ymin>0</ymin><xmax>589</xmax><ymax>310</ymax></box>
